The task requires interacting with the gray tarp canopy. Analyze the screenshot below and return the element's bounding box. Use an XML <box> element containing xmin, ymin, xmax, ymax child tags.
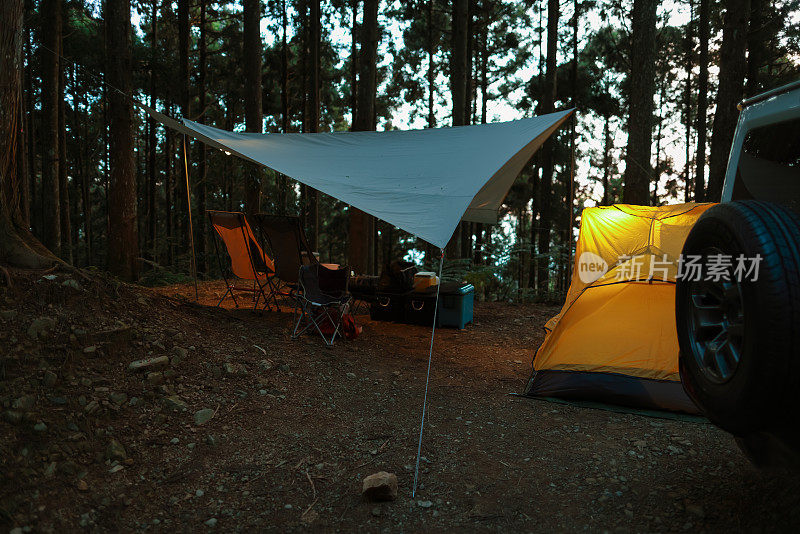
<box><xmin>139</xmin><ymin>102</ymin><xmax>573</xmax><ymax>249</ymax></box>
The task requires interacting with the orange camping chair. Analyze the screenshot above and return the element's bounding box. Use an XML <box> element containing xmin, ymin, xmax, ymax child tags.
<box><xmin>207</xmin><ymin>210</ymin><xmax>277</xmax><ymax>310</ymax></box>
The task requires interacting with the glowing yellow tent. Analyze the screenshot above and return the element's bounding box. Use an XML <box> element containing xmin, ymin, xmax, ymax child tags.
<box><xmin>525</xmin><ymin>203</ymin><xmax>715</xmax><ymax>413</ymax></box>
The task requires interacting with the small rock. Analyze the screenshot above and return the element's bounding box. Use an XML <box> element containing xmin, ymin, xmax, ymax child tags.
<box><xmin>172</xmin><ymin>346</ymin><xmax>188</xmax><ymax>365</ymax></box>
<box><xmin>417</xmin><ymin>500</ymin><xmax>433</xmax><ymax>508</ymax></box>
<box><xmin>205</xmin><ymin>435</ymin><xmax>218</xmax><ymax>447</ymax></box>
<box><xmin>362</xmin><ymin>471</ymin><xmax>398</xmax><ymax>502</ymax></box>
<box><xmin>84</xmin><ymin>400</ymin><xmax>99</xmax><ymax>414</ymax></box>
<box><xmin>371</xmin><ymin>506</ymin><xmax>382</xmax><ymax>517</ymax></box>
<box><xmin>147</xmin><ymin>372</ymin><xmax>164</xmax><ymax>386</ymax></box>
<box><xmin>162</xmin><ymin>395</ymin><xmax>188</xmax><ymax>412</ymax></box>
<box><xmin>128</xmin><ymin>356</ymin><xmax>170</xmax><ymax>372</ymax></box>
<box><xmin>62</xmin><ymin>279</ymin><xmax>82</xmax><ymax>290</ymax></box>
<box><xmin>196</xmin><ymin>489</ymin><xmax>204</xmax><ymax>497</ymax></box>
<box><xmin>109</xmin><ymin>392</ymin><xmax>128</xmax><ymax>405</ymax></box>
<box><xmin>170</xmin><ymin>437</ymin><xmax>180</xmax><ymax>444</ymax></box>
<box><xmin>43</xmin><ymin>370</ymin><xmax>58</xmax><ymax>387</ymax></box>
<box><xmin>109</xmin><ymin>464</ymin><xmax>124</xmax><ymax>474</ymax></box>
<box><xmin>13</xmin><ymin>395</ymin><xmax>36</xmax><ymax>411</ymax></box>
<box><xmin>27</xmin><ymin>317</ymin><xmax>56</xmax><ymax>340</ymax></box>
<box><xmin>194</xmin><ymin>408</ymin><xmax>215</xmax><ymax>426</ymax></box>
<box><xmin>204</xmin><ymin>518</ymin><xmax>217</xmax><ymax>527</ymax></box>
<box><xmin>258</xmin><ymin>359</ymin><xmax>274</xmax><ymax>372</ymax></box>
<box><xmin>33</xmin><ymin>422</ymin><xmax>47</xmax><ymax>432</ymax></box>
<box><xmin>223</xmin><ymin>362</ymin><xmax>246</xmax><ymax>376</ymax></box>
<box><xmin>76</xmin><ymin>479</ymin><xmax>89</xmax><ymax>491</ymax></box>
<box><xmin>346</xmin><ymin>372</ymin><xmax>356</xmax><ymax>379</ymax></box>
<box><xmin>105</xmin><ymin>439</ymin><xmax>127</xmax><ymax>461</ymax></box>
<box><xmin>83</xmin><ymin>345</ymin><xmax>97</xmax><ymax>354</ymax></box>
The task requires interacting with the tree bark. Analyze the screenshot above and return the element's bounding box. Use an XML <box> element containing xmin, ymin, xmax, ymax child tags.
<box><xmin>427</xmin><ymin>0</ymin><xmax>435</xmax><ymax>128</ymax></box>
<box><xmin>348</xmin><ymin>0</ymin><xmax>379</xmax><ymax>274</ymax></box>
<box><xmin>622</xmin><ymin>0</ymin><xmax>658</xmax><ymax>205</ymax></box>
<box><xmin>683</xmin><ymin>0</ymin><xmax>693</xmax><ymax>202</ymax></box>
<box><xmin>1</xmin><ymin>0</ymin><xmax>57</xmax><ymax>268</ymax></box>
<box><xmin>197</xmin><ymin>0</ymin><xmax>208</xmax><ymax>273</ymax></box>
<box><xmin>177</xmin><ymin>0</ymin><xmax>190</xmax><ymax>245</ymax></box>
<box><xmin>745</xmin><ymin>0</ymin><xmax>763</xmax><ymax>97</ymax></box>
<box><xmin>243</xmin><ymin>0</ymin><xmax>262</xmax><ymax>217</ymax></box>
<box><xmin>707</xmin><ymin>0</ymin><xmax>749</xmax><ymax>201</ymax></box>
<box><xmin>446</xmin><ymin>0</ymin><xmax>469</xmax><ymax>258</ymax></box>
<box><xmin>40</xmin><ymin>0</ymin><xmax>61</xmax><ymax>256</ymax></box>
<box><xmin>536</xmin><ymin>0</ymin><xmax>558</xmax><ymax>293</ymax></box>
<box><xmin>147</xmin><ymin>0</ymin><xmax>157</xmax><ymax>260</ymax></box>
<box><xmin>57</xmin><ymin>16</ymin><xmax>71</xmax><ymax>264</ymax></box>
<box><xmin>105</xmin><ymin>0</ymin><xmax>138</xmax><ymax>280</ymax></box>
<box><xmin>279</xmin><ymin>0</ymin><xmax>289</xmax><ymax>215</ymax></box>
<box><xmin>695</xmin><ymin>0</ymin><xmax>709</xmax><ymax>201</ymax></box>
<box><xmin>307</xmin><ymin>0</ymin><xmax>320</xmax><ymax>250</ymax></box>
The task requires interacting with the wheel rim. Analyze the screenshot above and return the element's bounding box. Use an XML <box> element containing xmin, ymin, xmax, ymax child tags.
<box><xmin>686</xmin><ymin>256</ymin><xmax>745</xmax><ymax>384</ymax></box>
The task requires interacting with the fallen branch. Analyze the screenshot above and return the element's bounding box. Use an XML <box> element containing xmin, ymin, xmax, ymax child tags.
<box><xmin>304</xmin><ymin>468</ymin><xmax>317</xmax><ymax>499</ymax></box>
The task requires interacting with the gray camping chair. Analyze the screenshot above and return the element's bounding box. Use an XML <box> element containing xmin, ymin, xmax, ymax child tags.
<box><xmin>292</xmin><ymin>263</ymin><xmax>351</xmax><ymax>346</ymax></box>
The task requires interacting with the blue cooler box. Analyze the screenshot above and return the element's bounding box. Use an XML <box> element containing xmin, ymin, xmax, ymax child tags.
<box><xmin>437</xmin><ymin>283</ymin><xmax>474</xmax><ymax>329</ymax></box>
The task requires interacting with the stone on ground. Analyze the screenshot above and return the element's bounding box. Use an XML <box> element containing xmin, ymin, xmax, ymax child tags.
<box><xmin>194</xmin><ymin>408</ymin><xmax>215</xmax><ymax>426</ymax></box>
<box><xmin>362</xmin><ymin>471</ymin><xmax>398</xmax><ymax>502</ymax></box>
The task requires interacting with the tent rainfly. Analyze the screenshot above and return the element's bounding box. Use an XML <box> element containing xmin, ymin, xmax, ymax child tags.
<box><xmin>525</xmin><ymin>203</ymin><xmax>716</xmax><ymax>414</ymax></box>
<box><xmin>137</xmin><ymin>102</ymin><xmax>573</xmax><ymax>249</ymax></box>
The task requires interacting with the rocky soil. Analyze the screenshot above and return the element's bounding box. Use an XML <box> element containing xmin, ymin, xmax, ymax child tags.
<box><xmin>1</xmin><ymin>272</ymin><xmax>799</xmax><ymax>532</ymax></box>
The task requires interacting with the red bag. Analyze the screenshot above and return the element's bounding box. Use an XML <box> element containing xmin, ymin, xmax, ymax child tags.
<box><xmin>341</xmin><ymin>313</ymin><xmax>362</xmax><ymax>340</ymax></box>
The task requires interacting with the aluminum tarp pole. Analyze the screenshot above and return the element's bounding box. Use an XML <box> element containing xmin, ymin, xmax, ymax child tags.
<box><xmin>412</xmin><ymin>248</ymin><xmax>445</xmax><ymax>498</ymax></box>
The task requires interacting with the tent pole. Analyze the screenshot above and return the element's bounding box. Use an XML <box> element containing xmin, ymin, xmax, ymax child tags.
<box><xmin>412</xmin><ymin>247</ymin><xmax>445</xmax><ymax>498</ymax></box>
<box><xmin>183</xmin><ymin>134</ymin><xmax>199</xmax><ymax>301</ymax></box>
<box><xmin>567</xmin><ymin>112</ymin><xmax>576</xmax><ymax>290</ymax></box>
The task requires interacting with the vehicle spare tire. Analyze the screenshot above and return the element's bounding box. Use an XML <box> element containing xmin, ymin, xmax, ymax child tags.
<box><xmin>676</xmin><ymin>200</ymin><xmax>800</xmax><ymax>434</ymax></box>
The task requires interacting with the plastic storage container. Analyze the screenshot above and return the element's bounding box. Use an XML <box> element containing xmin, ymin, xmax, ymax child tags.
<box><xmin>413</xmin><ymin>272</ymin><xmax>439</xmax><ymax>292</ymax></box>
<box><xmin>437</xmin><ymin>283</ymin><xmax>474</xmax><ymax>329</ymax></box>
<box><xmin>403</xmin><ymin>283</ymin><xmax>474</xmax><ymax>329</ymax></box>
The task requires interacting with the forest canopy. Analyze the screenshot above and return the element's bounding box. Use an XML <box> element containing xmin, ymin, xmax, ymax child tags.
<box><xmin>2</xmin><ymin>0</ymin><xmax>799</xmax><ymax>299</ymax></box>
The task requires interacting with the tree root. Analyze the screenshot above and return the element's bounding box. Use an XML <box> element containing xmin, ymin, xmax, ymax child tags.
<box><xmin>0</xmin><ymin>265</ymin><xmax>11</xmax><ymax>288</ymax></box>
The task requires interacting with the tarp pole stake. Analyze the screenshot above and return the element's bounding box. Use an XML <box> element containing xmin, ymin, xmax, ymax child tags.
<box><xmin>183</xmin><ymin>135</ymin><xmax>199</xmax><ymax>301</ymax></box>
<box><xmin>412</xmin><ymin>248</ymin><xmax>445</xmax><ymax>498</ymax></box>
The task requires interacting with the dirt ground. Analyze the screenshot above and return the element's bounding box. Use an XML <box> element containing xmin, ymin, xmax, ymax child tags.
<box><xmin>2</xmin><ymin>271</ymin><xmax>799</xmax><ymax>533</ymax></box>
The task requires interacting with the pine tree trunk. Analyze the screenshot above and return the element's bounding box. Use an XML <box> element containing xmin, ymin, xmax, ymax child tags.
<box><xmin>177</xmin><ymin>0</ymin><xmax>190</xmax><ymax>248</ymax></box>
<box><xmin>745</xmin><ymin>0</ymin><xmax>763</xmax><ymax>97</ymax></box>
<box><xmin>427</xmin><ymin>0</ymin><xmax>435</xmax><ymax>128</ymax></box>
<box><xmin>683</xmin><ymin>0</ymin><xmax>693</xmax><ymax>202</ymax></box>
<box><xmin>74</xmin><ymin>67</ymin><xmax>92</xmax><ymax>265</ymax></box>
<box><xmin>40</xmin><ymin>0</ymin><xmax>61</xmax><ymax>256</ymax></box>
<box><xmin>164</xmin><ymin>111</ymin><xmax>174</xmax><ymax>266</ymax></box>
<box><xmin>58</xmin><ymin>26</ymin><xmax>71</xmax><ymax>264</ymax></box>
<box><xmin>536</xmin><ymin>0</ymin><xmax>558</xmax><ymax>293</ymax></box>
<box><xmin>24</xmin><ymin>25</ymin><xmax>36</xmax><ymax>234</ymax></box>
<box><xmin>147</xmin><ymin>0</ymin><xmax>157</xmax><ymax>260</ymax></box>
<box><xmin>350</xmin><ymin>0</ymin><xmax>358</xmax><ymax>129</ymax></box>
<box><xmin>348</xmin><ymin>0</ymin><xmax>379</xmax><ymax>274</ymax></box>
<box><xmin>694</xmin><ymin>0</ymin><xmax>709</xmax><ymax>201</ymax></box>
<box><xmin>197</xmin><ymin>0</ymin><xmax>208</xmax><ymax>273</ymax></box>
<box><xmin>105</xmin><ymin>0</ymin><xmax>139</xmax><ymax>281</ymax></box>
<box><xmin>279</xmin><ymin>0</ymin><xmax>289</xmax><ymax>215</ymax></box>
<box><xmin>243</xmin><ymin>0</ymin><xmax>262</xmax><ymax>217</ymax></box>
<box><xmin>622</xmin><ymin>0</ymin><xmax>658</xmax><ymax>205</ymax></box>
<box><xmin>307</xmin><ymin>0</ymin><xmax>321</xmax><ymax>250</ymax></box>
<box><xmin>446</xmin><ymin>0</ymin><xmax>469</xmax><ymax>258</ymax></box>
<box><xmin>707</xmin><ymin>0</ymin><xmax>749</xmax><ymax>201</ymax></box>
<box><xmin>1</xmin><ymin>0</ymin><xmax>57</xmax><ymax>268</ymax></box>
